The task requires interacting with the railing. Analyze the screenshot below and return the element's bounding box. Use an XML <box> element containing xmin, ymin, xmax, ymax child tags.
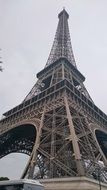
<box><xmin>1</xmin><ymin>79</ymin><xmax>107</xmax><ymax>127</ymax></box>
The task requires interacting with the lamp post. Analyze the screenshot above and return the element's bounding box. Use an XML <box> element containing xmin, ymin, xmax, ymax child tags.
<box><xmin>86</xmin><ymin>160</ymin><xmax>107</xmax><ymax>190</ymax></box>
<box><xmin>97</xmin><ymin>166</ymin><xmax>101</xmax><ymax>190</ymax></box>
<box><xmin>94</xmin><ymin>162</ymin><xmax>107</xmax><ymax>190</ymax></box>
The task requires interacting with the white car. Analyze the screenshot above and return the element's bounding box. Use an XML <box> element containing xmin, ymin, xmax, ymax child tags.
<box><xmin>0</xmin><ymin>179</ymin><xmax>44</xmax><ymax>190</ymax></box>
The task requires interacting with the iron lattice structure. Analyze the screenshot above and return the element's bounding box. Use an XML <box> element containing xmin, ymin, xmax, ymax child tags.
<box><xmin>0</xmin><ymin>9</ymin><xmax>107</xmax><ymax>182</ymax></box>
<box><xmin>45</xmin><ymin>9</ymin><xmax>76</xmax><ymax>68</ymax></box>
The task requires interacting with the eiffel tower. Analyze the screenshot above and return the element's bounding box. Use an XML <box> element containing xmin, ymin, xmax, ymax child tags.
<box><xmin>0</xmin><ymin>8</ymin><xmax>107</xmax><ymax>185</ymax></box>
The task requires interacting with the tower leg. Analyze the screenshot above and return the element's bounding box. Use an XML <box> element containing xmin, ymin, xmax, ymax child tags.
<box><xmin>28</xmin><ymin>108</ymin><xmax>45</xmax><ymax>179</ymax></box>
<box><xmin>64</xmin><ymin>96</ymin><xmax>85</xmax><ymax>176</ymax></box>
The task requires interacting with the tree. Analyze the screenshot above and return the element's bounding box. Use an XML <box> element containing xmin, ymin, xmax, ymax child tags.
<box><xmin>0</xmin><ymin>177</ymin><xmax>9</xmax><ymax>181</ymax></box>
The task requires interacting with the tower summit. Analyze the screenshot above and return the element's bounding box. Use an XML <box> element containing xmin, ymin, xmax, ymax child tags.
<box><xmin>46</xmin><ymin>8</ymin><xmax>76</xmax><ymax>68</ymax></box>
<box><xmin>0</xmin><ymin>9</ymin><xmax>107</xmax><ymax>187</ymax></box>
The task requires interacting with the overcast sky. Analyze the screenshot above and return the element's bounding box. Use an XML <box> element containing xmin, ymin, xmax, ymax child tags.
<box><xmin>0</xmin><ymin>0</ymin><xmax>107</xmax><ymax>179</ymax></box>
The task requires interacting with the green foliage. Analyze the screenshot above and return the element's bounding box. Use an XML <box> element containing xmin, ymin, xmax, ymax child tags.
<box><xmin>0</xmin><ymin>177</ymin><xmax>9</xmax><ymax>181</ymax></box>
